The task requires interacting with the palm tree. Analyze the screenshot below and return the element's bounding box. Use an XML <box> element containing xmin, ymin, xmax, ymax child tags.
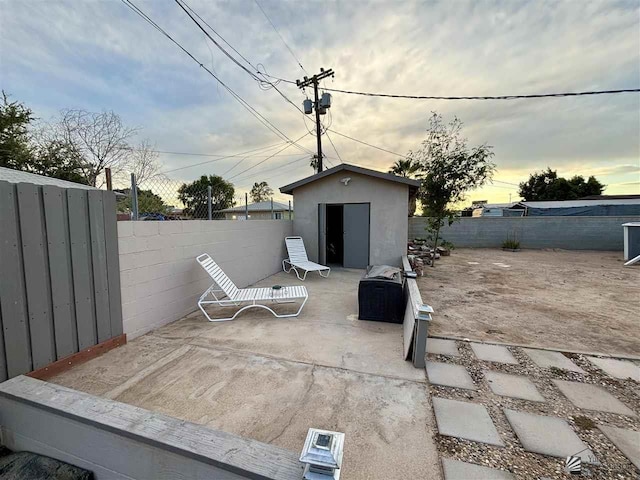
<box><xmin>388</xmin><ymin>158</ymin><xmax>422</xmax><ymax>178</ymax></box>
<box><xmin>389</xmin><ymin>159</ymin><xmax>422</xmax><ymax>217</ymax></box>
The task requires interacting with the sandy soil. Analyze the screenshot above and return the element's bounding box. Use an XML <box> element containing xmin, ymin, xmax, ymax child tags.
<box><xmin>417</xmin><ymin>248</ymin><xmax>639</xmax><ymax>356</ymax></box>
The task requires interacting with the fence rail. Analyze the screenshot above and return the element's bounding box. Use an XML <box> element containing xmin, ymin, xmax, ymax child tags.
<box><xmin>0</xmin><ymin>181</ymin><xmax>123</xmax><ymax>381</ymax></box>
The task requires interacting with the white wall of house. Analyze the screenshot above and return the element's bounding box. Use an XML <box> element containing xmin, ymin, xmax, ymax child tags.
<box><xmin>117</xmin><ymin>220</ymin><xmax>293</xmax><ymax>339</ymax></box>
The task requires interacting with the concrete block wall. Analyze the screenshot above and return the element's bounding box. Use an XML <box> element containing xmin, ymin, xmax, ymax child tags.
<box><xmin>409</xmin><ymin>216</ymin><xmax>640</xmax><ymax>250</ymax></box>
<box><xmin>118</xmin><ymin>220</ymin><xmax>293</xmax><ymax>338</ymax></box>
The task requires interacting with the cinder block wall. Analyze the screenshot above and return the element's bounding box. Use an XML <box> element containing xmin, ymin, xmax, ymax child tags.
<box><xmin>409</xmin><ymin>216</ymin><xmax>640</xmax><ymax>250</ymax></box>
<box><xmin>118</xmin><ymin>220</ymin><xmax>293</xmax><ymax>338</ymax></box>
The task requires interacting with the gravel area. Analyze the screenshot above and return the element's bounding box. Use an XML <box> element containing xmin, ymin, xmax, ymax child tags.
<box><xmin>428</xmin><ymin>339</ymin><xmax>640</xmax><ymax>479</ymax></box>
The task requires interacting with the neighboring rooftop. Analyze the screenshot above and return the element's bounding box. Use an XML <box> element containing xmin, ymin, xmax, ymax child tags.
<box><xmin>513</xmin><ymin>198</ymin><xmax>640</xmax><ymax>208</ymax></box>
<box><xmin>279</xmin><ymin>163</ymin><xmax>421</xmax><ymax>195</ymax></box>
<box><xmin>0</xmin><ymin>166</ymin><xmax>96</xmax><ymax>190</ymax></box>
<box><xmin>580</xmin><ymin>194</ymin><xmax>640</xmax><ymax>200</ymax></box>
<box><xmin>218</xmin><ymin>200</ymin><xmax>290</xmax><ymax>212</ymax></box>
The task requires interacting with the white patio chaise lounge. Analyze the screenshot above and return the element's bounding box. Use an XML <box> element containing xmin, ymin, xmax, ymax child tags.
<box><xmin>282</xmin><ymin>236</ymin><xmax>331</xmax><ymax>281</ymax></box>
<box><xmin>196</xmin><ymin>253</ymin><xmax>308</xmax><ymax>322</ymax></box>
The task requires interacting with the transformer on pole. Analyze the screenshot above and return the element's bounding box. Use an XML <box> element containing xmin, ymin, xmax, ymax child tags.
<box><xmin>296</xmin><ymin>68</ymin><xmax>335</xmax><ymax>173</ymax></box>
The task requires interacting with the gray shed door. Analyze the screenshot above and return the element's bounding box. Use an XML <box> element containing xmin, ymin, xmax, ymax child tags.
<box><xmin>343</xmin><ymin>203</ymin><xmax>370</xmax><ymax>269</ymax></box>
<box><xmin>318</xmin><ymin>203</ymin><xmax>327</xmax><ymax>265</ymax></box>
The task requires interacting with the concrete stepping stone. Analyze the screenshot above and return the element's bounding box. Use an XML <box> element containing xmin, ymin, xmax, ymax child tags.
<box><xmin>485</xmin><ymin>371</ymin><xmax>545</xmax><ymax>402</ymax></box>
<box><xmin>522</xmin><ymin>348</ymin><xmax>585</xmax><ymax>373</ymax></box>
<box><xmin>587</xmin><ymin>356</ymin><xmax>640</xmax><ymax>381</ymax></box>
<box><xmin>598</xmin><ymin>425</ymin><xmax>640</xmax><ymax>470</ymax></box>
<box><xmin>442</xmin><ymin>458</ymin><xmax>514</xmax><ymax>479</ymax></box>
<box><xmin>426</xmin><ymin>361</ymin><xmax>475</xmax><ymax>390</ymax></box>
<box><xmin>433</xmin><ymin>397</ymin><xmax>504</xmax><ymax>446</ymax></box>
<box><xmin>426</xmin><ymin>338</ymin><xmax>460</xmax><ymax>357</ymax></box>
<box><xmin>504</xmin><ymin>409</ymin><xmax>597</xmax><ymax>464</ymax></box>
<box><xmin>553</xmin><ymin>380</ymin><xmax>636</xmax><ymax>417</ymax></box>
<box><xmin>470</xmin><ymin>343</ymin><xmax>518</xmax><ymax>364</ymax></box>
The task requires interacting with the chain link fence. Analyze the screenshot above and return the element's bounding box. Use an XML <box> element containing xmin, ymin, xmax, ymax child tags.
<box><xmin>115</xmin><ymin>173</ymin><xmax>292</xmax><ymax>221</ymax></box>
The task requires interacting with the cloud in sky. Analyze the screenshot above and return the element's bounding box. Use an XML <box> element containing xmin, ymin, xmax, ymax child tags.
<box><xmin>1</xmin><ymin>0</ymin><xmax>639</xmax><ymax>203</ymax></box>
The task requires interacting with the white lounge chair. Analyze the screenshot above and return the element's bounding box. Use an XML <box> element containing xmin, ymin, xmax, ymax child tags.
<box><xmin>197</xmin><ymin>253</ymin><xmax>308</xmax><ymax>322</ymax></box>
<box><xmin>282</xmin><ymin>236</ymin><xmax>331</xmax><ymax>281</ymax></box>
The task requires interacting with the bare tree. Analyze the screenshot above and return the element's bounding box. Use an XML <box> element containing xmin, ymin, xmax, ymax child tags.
<box><xmin>55</xmin><ymin>109</ymin><xmax>138</xmax><ymax>187</ymax></box>
<box><xmin>130</xmin><ymin>140</ymin><xmax>163</xmax><ymax>185</ymax></box>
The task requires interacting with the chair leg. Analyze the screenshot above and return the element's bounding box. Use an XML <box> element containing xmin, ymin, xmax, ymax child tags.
<box><xmin>319</xmin><ymin>268</ymin><xmax>331</xmax><ymax>278</ymax></box>
<box><xmin>283</xmin><ymin>259</ymin><xmax>292</xmax><ymax>273</ymax></box>
<box><xmin>200</xmin><ymin>300</ymin><xmax>307</xmax><ymax>322</ymax></box>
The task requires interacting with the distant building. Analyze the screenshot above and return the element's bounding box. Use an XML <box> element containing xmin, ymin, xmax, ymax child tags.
<box><xmin>218</xmin><ymin>200</ymin><xmax>291</xmax><ymax>220</ymax></box>
<box><xmin>472</xmin><ymin>202</ymin><xmax>520</xmax><ymax>217</ymax></box>
<box><xmin>508</xmin><ymin>198</ymin><xmax>640</xmax><ymax>216</ymax></box>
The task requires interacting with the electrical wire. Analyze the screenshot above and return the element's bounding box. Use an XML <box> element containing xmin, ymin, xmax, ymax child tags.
<box><xmin>253</xmin><ymin>0</ymin><xmax>307</xmax><ymax>75</ymax></box>
<box><xmin>121</xmin><ymin>0</ymin><xmax>310</xmax><ymax>155</ymax></box>
<box><xmin>321</xmin><ymin>86</ymin><xmax>640</xmax><ymax>101</ymax></box>
<box><xmin>327</xmin><ymin>129</ymin><xmax>406</xmax><ymax>158</ymax></box>
<box><xmin>176</xmin><ymin>0</ymin><xmax>309</xmax><ymax>118</ymax></box>
<box><xmin>325</xmin><ymin>130</ymin><xmax>343</xmax><ymax>164</ymax></box>
<box><xmin>232</xmin><ymin>154</ymin><xmax>311</xmax><ymax>185</ymax></box>
<box><xmin>228</xmin><ymin>133</ymin><xmax>309</xmax><ymax>180</ymax></box>
<box><xmin>160</xmin><ymin>142</ymin><xmax>287</xmax><ymax>174</ymax></box>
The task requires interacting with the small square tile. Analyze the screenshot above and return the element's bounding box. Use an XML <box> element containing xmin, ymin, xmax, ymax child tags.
<box><xmin>504</xmin><ymin>409</ymin><xmax>597</xmax><ymax>464</ymax></box>
<box><xmin>427</xmin><ymin>338</ymin><xmax>460</xmax><ymax>357</ymax></box>
<box><xmin>587</xmin><ymin>357</ymin><xmax>640</xmax><ymax>381</ymax></box>
<box><xmin>598</xmin><ymin>425</ymin><xmax>640</xmax><ymax>470</ymax></box>
<box><xmin>470</xmin><ymin>343</ymin><xmax>518</xmax><ymax>364</ymax></box>
<box><xmin>485</xmin><ymin>371</ymin><xmax>545</xmax><ymax>402</ymax></box>
<box><xmin>553</xmin><ymin>380</ymin><xmax>635</xmax><ymax>416</ymax></box>
<box><xmin>433</xmin><ymin>397</ymin><xmax>504</xmax><ymax>446</ymax></box>
<box><xmin>426</xmin><ymin>362</ymin><xmax>475</xmax><ymax>390</ymax></box>
<box><xmin>523</xmin><ymin>348</ymin><xmax>585</xmax><ymax>373</ymax></box>
<box><xmin>442</xmin><ymin>458</ymin><xmax>514</xmax><ymax>479</ymax></box>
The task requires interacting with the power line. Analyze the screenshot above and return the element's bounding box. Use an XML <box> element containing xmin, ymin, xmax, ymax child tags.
<box><xmin>233</xmin><ymin>154</ymin><xmax>311</xmax><ymax>185</ymax></box>
<box><xmin>322</xmin><ymin>86</ymin><xmax>640</xmax><ymax>101</ymax></box>
<box><xmin>253</xmin><ymin>0</ymin><xmax>307</xmax><ymax>75</ymax></box>
<box><xmin>175</xmin><ymin>0</ymin><xmax>309</xmax><ymax>119</ymax></box>
<box><xmin>492</xmin><ymin>179</ymin><xmax>520</xmax><ymax>187</ymax></box>
<box><xmin>160</xmin><ymin>142</ymin><xmax>287</xmax><ymax>174</ymax></box>
<box><xmin>120</xmin><ymin>0</ymin><xmax>310</xmax><ymax>155</ymax></box>
<box><xmin>327</xmin><ymin>128</ymin><xmax>406</xmax><ymax>158</ymax></box>
<box><xmin>325</xmin><ymin>131</ymin><xmax>343</xmax><ymax>164</ymax></box>
<box><xmin>228</xmin><ymin>133</ymin><xmax>309</xmax><ymax>180</ymax></box>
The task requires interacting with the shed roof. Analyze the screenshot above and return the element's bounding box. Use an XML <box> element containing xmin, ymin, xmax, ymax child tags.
<box><xmin>218</xmin><ymin>200</ymin><xmax>290</xmax><ymax>213</ymax></box>
<box><xmin>279</xmin><ymin>163</ymin><xmax>420</xmax><ymax>195</ymax></box>
<box><xmin>0</xmin><ymin>167</ymin><xmax>96</xmax><ymax>190</ymax></box>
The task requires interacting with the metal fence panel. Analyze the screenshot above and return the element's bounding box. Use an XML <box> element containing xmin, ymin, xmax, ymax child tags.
<box><xmin>16</xmin><ymin>182</ymin><xmax>56</xmax><ymax>369</ymax></box>
<box><xmin>0</xmin><ymin>182</ymin><xmax>32</xmax><ymax>377</ymax></box>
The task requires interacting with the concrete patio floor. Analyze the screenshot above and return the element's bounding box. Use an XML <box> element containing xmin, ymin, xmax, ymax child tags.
<box><xmin>50</xmin><ymin>269</ymin><xmax>441</xmax><ymax>480</ymax></box>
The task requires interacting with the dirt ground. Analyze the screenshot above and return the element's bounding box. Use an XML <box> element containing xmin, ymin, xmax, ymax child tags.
<box><xmin>417</xmin><ymin>248</ymin><xmax>639</xmax><ymax>356</ymax></box>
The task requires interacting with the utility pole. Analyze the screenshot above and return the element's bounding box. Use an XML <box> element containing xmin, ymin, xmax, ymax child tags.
<box><xmin>296</xmin><ymin>68</ymin><xmax>334</xmax><ymax>173</ymax></box>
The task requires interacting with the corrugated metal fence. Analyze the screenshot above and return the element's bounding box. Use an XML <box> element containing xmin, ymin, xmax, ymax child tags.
<box><xmin>0</xmin><ymin>181</ymin><xmax>123</xmax><ymax>381</ymax></box>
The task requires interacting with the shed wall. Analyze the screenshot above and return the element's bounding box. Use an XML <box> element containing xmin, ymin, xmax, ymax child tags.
<box><xmin>291</xmin><ymin>172</ymin><xmax>408</xmax><ymax>266</ymax></box>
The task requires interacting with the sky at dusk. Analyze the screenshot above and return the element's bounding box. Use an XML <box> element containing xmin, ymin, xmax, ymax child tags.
<box><xmin>1</xmin><ymin>0</ymin><xmax>639</xmax><ymax>204</ymax></box>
